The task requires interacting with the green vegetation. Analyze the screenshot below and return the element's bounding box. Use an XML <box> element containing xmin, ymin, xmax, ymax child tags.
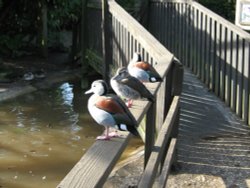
<box><xmin>198</xmin><ymin>0</ymin><xmax>236</xmax><ymax>22</ymax></box>
<box><xmin>0</xmin><ymin>0</ymin><xmax>81</xmax><ymax>57</ymax></box>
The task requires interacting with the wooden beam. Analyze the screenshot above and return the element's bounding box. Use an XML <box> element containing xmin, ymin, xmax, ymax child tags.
<box><xmin>38</xmin><ymin>0</ymin><xmax>48</xmax><ymax>58</ymax></box>
<box><xmin>102</xmin><ymin>0</ymin><xmax>111</xmax><ymax>82</ymax></box>
<box><xmin>81</xmin><ymin>0</ymin><xmax>88</xmax><ymax>65</ymax></box>
<box><xmin>138</xmin><ymin>96</ymin><xmax>180</xmax><ymax>188</ymax></box>
<box><xmin>153</xmin><ymin>138</ymin><xmax>177</xmax><ymax>188</ymax></box>
<box><xmin>144</xmin><ymin>102</ymin><xmax>156</xmax><ymax>167</ymax></box>
<box><xmin>56</xmin><ymin>134</ymin><xmax>131</xmax><ymax>188</ymax></box>
<box><xmin>108</xmin><ymin>0</ymin><xmax>174</xmax><ymax>68</ymax></box>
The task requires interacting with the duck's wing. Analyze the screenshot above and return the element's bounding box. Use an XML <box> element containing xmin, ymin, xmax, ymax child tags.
<box><xmin>96</xmin><ymin>95</ymin><xmax>138</xmax><ymax>135</ymax></box>
<box><xmin>95</xmin><ymin>96</ymin><xmax>124</xmax><ymax>114</ymax></box>
<box><xmin>121</xmin><ymin>76</ymin><xmax>155</xmax><ymax>102</ymax></box>
<box><xmin>133</xmin><ymin>61</ymin><xmax>151</xmax><ymax>70</ymax></box>
<box><xmin>135</xmin><ymin>61</ymin><xmax>162</xmax><ymax>82</ymax></box>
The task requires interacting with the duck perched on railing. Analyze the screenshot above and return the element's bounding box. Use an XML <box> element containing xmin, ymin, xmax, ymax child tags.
<box><xmin>110</xmin><ymin>67</ymin><xmax>154</xmax><ymax>108</ymax></box>
<box><xmin>128</xmin><ymin>52</ymin><xmax>162</xmax><ymax>83</ymax></box>
<box><xmin>85</xmin><ymin>79</ymin><xmax>139</xmax><ymax>140</ymax></box>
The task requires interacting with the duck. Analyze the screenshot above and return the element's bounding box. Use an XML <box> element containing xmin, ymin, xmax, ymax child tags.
<box><xmin>34</xmin><ymin>69</ymin><xmax>46</xmax><ymax>79</ymax></box>
<box><xmin>128</xmin><ymin>52</ymin><xmax>162</xmax><ymax>83</ymax></box>
<box><xmin>110</xmin><ymin>67</ymin><xmax>155</xmax><ymax>108</ymax></box>
<box><xmin>23</xmin><ymin>72</ymin><xmax>34</xmax><ymax>81</ymax></box>
<box><xmin>85</xmin><ymin>79</ymin><xmax>138</xmax><ymax>140</ymax></box>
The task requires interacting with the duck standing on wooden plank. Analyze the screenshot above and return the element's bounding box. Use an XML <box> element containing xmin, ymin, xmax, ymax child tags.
<box><xmin>128</xmin><ymin>52</ymin><xmax>162</xmax><ymax>83</ymax></box>
<box><xmin>85</xmin><ymin>80</ymin><xmax>138</xmax><ymax>140</ymax></box>
<box><xmin>110</xmin><ymin>67</ymin><xmax>155</xmax><ymax>108</ymax></box>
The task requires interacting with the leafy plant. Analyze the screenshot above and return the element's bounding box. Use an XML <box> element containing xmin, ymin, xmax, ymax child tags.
<box><xmin>0</xmin><ymin>0</ymin><xmax>82</xmax><ymax>57</ymax></box>
<box><xmin>198</xmin><ymin>0</ymin><xmax>236</xmax><ymax>22</ymax></box>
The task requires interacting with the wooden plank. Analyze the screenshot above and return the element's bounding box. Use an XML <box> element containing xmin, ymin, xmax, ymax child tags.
<box><xmin>117</xmin><ymin>21</ymin><xmax>121</xmax><ymax>67</ymax></box>
<box><xmin>125</xmin><ymin>28</ymin><xmax>129</xmax><ymax>64</ymax></box>
<box><xmin>236</xmin><ymin>37</ymin><xmax>243</xmax><ymax>116</ymax></box>
<box><xmin>189</xmin><ymin>6</ymin><xmax>195</xmax><ymax>71</ymax></box>
<box><xmin>176</xmin><ymin>3</ymin><xmax>181</xmax><ymax>58</ymax></box>
<box><xmin>112</xmin><ymin>17</ymin><xmax>117</xmax><ymax>69</ymax></box>
<box><xmin>39</xmin><ymin>0</ymin><xmax>48</xmax><ymax>58</ymax></box>
<box><xmin>180</xmin><ymin>3</ymin><xmax>185</xmax><ymax>63</ymax></box>
<box><xmin>201</xmin><ymin>12</ymin><xmax>206</xmax><ymax>82</ymax></box>
<box><xmin>138</xmin><ymin>96</ymin><xmax>180</xmax><ymax>188</ymax></box>
<box><xmin>145</xmin><ymin>102</ymin><xmax>156</xmax><ymax>166</ymax></box>
<box><xmin>57</xmin><ymin>134</ymin><xmax>131</xmax><ymax>188</ymax></box>
<box><xmin>148</xmin><ymin>2</ymin><xmax>157</xmax><ymax>42</ymax></box>
<box><xmin>243</xmin><ymin>41</ymin><xmax>250</xmax><ymax>123</ymax></box>
<box><xmin>172</xmin><ymin>3</ymin><xmax>177</xmax><ymax>54</ymax></box>
<box><xmin>196</xmin><ymin>9</ymin><xmax>201</xmax><ymax>78</ymax></box>
<box><xmin>219</xmin><ymin>25</ymin><xmax>226</xmax><ymax>101</ymax></box>
<box><xmin>191</xmin><ymin>1</ymin><xmax>250</xmax><ymax>41</ymax></box>
<box><xmin>186</xmin><ymin>4</ymin><xmax>191</xmax><ymax>67</ymax></box>
<box><xmin>193</xmin><ymin>8</ymin><xmax>199</xmax><ymax>75</ymax></box>
<box><xmin>153</xmin><ymin>138</ymin><xmax>177</xmax><ymax>188</ymax></box>
<box><xmin>205</xmin><ymin>16</ymin><xmax>211</xmax><ymax>87</ymax></box>
<box><xmin>209</xmin><ymin>19</ymin><xmax>216</xmax><ymax>91</ymax></box>
<box><xmin>169</xmin><ymin>3</ymin><xmax>174</xmax><ymax>52</ymax></box>
<box><xmin>214</xmin><ymin>22</ymin><xmax>220</xmax><ymax>96</ymax></box>
<box><xmin>159</xmin><ymin>2</ymin><xmax>164</xmax><ymax>43</ymax></box>
<box><xmin>156</xmin><ymin>78</ymin><xmax>167</xmax><ymax>131</ymax></box>
<box><xmin>172</xmin><ymin>58</ymin><xmax>184</xmax><ymax>96</ymax></box>
<box><xmin>81</xmin><ymin>0</ymin><xmax>88</xmax><ymax>69</ymax></box>
<box><xmin>109</xmin><ymin>0</ymin><xmax>173</xmax><ymax>63</ymax></box>
<box><xmin>163</xmin><ymin>2</ymin><xmax>168</xmax><ymax>48</ymax></box>
<box><xmin>230</xmin><ymin>33</ymin><xmax>238</xmax><ymax>112</ymax></box>
<box><xmin>102</xmin><ymin>0</ymin><xmax>111</xmax><ymax>82</ymax></box>
<box><xmin>181</xmin><ymin>3</ymin><xmax>186</xmax><ymax>64</ymax></box>
<box><xmin>225</xmin><ymin>29</ymin><xmax>232</xmax><ymax>106</ymax></box>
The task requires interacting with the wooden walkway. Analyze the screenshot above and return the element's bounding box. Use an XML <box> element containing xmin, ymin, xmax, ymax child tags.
<box><xmin>166</xmin><ymin>67</ymin><xmax>250</xmax><ymax>188</ymax></box>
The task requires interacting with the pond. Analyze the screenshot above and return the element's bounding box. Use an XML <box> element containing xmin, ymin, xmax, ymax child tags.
<box><xmin>0</xmin><ymin>80</ymin><xmax>143</xmax><ymax>188</ymax></box>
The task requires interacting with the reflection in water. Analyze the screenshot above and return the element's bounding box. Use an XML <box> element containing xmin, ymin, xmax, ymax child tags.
<box><xmin>0</xmin><ymin>81</ymin><xmax>100</xmax><ymax>188</ymax></box>
<box><xmin>0</xmin><ymin>81</ymin><xmax>143</xmax><ymax>188</ymax></box>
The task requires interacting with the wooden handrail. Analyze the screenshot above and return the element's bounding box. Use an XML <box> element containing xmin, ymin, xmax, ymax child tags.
<box><xmin>108</xmin><ymin>0</ymin><xmax>174</xmax><ymax>76</ymax></box>
<box><xmin>138</xmin><ymin>96</ymin><xmax>180</xmax><ymax>188</ymax></box>
<box><xmin>57</xmin><ymin>1</ymin><xmax>182</xmax><ymax>187</ymax></box>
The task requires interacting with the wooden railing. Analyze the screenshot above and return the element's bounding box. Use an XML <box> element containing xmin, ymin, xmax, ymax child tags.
<box><xmin>57</xmin><ymin>0</ymin><xmax>183</xmax><ymax>187</ymax></box>
<box><xmin>148</xmin><ymin>0</ymin><xmax>250</xmax><ymax>125</ymax></box>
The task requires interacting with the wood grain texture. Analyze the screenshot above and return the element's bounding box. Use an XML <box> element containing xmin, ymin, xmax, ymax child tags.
<box><xmin>57</xmin><ymin>134</ymin><xmax>131</xmax><ymax>188</ymax></box>
<box><xmin>138</xmin><ymin>96</ymin><xmax>180</xmax><ymax>188</ymax></box>
<box><xmin>153</xmin><ymin>138</ymin><xmax>177</xmax><ymax>188</ymax></box>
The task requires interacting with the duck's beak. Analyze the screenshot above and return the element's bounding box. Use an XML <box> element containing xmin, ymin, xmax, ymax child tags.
<box><xmin>85</xmin><ymin>88</ymin><xmax>93</xmax><ymax>94</ymax></box>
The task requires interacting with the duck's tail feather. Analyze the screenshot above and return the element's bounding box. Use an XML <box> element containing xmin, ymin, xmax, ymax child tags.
<box><xmin>117</xmin><ymin>124</ymin><xmax>139</xmax><ymax>136</ymax></box>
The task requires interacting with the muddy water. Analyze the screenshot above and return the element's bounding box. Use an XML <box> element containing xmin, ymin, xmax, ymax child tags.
<box><xmin>0</xmin><ymin>81</ymin><xmax>143</xmax><ymax>188</ymax></box>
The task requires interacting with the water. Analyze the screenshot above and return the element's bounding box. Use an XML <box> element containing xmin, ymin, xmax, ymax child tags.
<box><xmin>0</xmin><ymin>81</ymin><xmax>143</xmax><ymax>188</ymax></box>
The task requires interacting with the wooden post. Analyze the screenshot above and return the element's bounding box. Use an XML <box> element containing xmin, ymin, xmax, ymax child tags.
<box><xmin>38</xmin><ymin>0</ymin><xmax>48</xmax><ymax>58</ymax></box>
<box><xmin>137</xmin><ymin>0</ymin><xmax>150</xmax><ymax>28</ymax></box>
<box><xmin>80</xmin><ymin>0</ymin><xmax>88</xmax><ymax>89</ymax></box>
<box><xmin>102</xmin><ymin>0</ymin><xmax>111</xmax><ymax>83</ymax></box>
<box><xmin>81</xmin><ymin>0</ymin><xmax>88</xmax><ymax>64</ymax></box>
<box><xmin>144</xmin><ymin>102</ymin><xmax>156</xmax><ymax>167</ymax></box>
<box><xmin>71</xmin><ymin>23</ymin><xmax>78</xmax><ymax>63</ymax></box>
<box><xmin>172</xmin><ymin>58</ymin><xmax>184</xmax><ymax>96</ymax></box>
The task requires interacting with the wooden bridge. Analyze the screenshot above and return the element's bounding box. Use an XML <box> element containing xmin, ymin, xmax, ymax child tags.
<box><xmin>57</xmin><ymin>0</ymin><xmax>250</xmax><ymax>187</ymax></box>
